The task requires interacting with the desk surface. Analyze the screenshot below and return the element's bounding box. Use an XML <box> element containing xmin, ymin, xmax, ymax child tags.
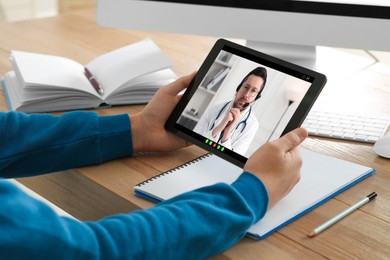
<box><xmin>1</xmin><ymin>10</ymin><xmax>390</xmax><ymax>259</ymax></box>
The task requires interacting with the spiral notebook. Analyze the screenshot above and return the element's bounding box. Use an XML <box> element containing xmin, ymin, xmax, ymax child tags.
<box><xmin>134</xmin><ymin>149</ymin><xmax>375</xmax><ymax>239</ymax></box>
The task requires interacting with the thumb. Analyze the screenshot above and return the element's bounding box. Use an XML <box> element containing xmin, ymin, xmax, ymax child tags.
<box><xmin>164</xmin><ymin>72</ymin><xmax>196</xmax><ymax>96</ymax></box>
<box><xmin>275</xmin><ymin>127</ymin><xmax>308</xmax><ymax>152</ymax></box>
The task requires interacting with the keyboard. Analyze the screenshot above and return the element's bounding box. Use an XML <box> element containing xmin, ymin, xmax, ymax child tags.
<box><xmin>302</xmin><ymin>110</ymin><xmax>390</xmax><ymax>143</ymax></box>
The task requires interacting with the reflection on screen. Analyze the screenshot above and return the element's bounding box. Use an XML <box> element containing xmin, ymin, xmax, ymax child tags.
<box><xmin>176</xmin><ymin>49</ymin><xmax>312</xmax><ymax>159</ymax></box>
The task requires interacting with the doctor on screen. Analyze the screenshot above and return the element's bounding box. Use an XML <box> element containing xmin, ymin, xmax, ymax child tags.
<box><xmin>194</xmin><ymin>67</ymin><xmax>267</xmax><ymax>155</ymax></box>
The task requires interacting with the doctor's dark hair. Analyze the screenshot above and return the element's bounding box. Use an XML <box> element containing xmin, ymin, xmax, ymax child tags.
<box><xmin>235</xmin><ymin>67</ymin><xmax>267</xmax><ymax>100</ymax></box>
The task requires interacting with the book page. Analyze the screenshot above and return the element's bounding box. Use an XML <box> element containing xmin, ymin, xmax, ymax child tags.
<box><xmin>11</xmin><ymin>51</ymin><xmax>97</xmax><ymax>96</ymax></box>
<box><xmin>86</xmin><ymin>38</ymin><xmax>172</xmax><ymax>98</ymax></box>
<box><xmin>105</xmin><ymin>69</ymin><xmax>176</xmax><ymax>104</ymax></box>
<box><xmin>3</xmin><ymin>71</ymin><xmax>101</xmax><ymax>113</ymax></box>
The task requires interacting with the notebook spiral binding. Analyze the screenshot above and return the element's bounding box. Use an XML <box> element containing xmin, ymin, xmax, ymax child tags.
<box><xmin>135</xmin><ymin>153</ymin><xmax>212</xmax><ymax>187</ymax></box>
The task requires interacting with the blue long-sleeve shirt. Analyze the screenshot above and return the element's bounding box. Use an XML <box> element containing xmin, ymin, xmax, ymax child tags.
<box><xmin>0</xmin><ymin>111</ymin><xmax>269</xmax><ymax>259</ymax></box>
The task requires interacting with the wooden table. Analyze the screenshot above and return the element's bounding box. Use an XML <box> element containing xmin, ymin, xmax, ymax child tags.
<box><xmin>1</xmin><ymin>10</ymin><xmax>389</xmax><ymax>259</ymax></box>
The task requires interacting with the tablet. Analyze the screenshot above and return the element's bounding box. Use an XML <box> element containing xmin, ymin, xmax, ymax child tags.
<box><xmin>166</xmin><ymin>39</ymin><xmax>326</xmax><ymax>167</ymax></box>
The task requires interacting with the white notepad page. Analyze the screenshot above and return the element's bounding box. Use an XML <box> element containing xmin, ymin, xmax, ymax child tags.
<box><xmin>134</xmin><ymin>149</ymin><xmax>374</xmax><ymax>239</ymax></box>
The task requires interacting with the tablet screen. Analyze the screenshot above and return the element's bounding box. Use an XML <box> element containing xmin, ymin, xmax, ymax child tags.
<box><xmin>166</xmin><ymin>39</ymin><xmax>326</xmax><ymax>167</ymax></box>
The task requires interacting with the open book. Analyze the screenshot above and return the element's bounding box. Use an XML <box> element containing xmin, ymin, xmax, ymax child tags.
<box><xmin>134</xmin><ymin>149</ymin><xmax>375</xmax><ymax>239</ymax></box>
<box><xmin>1</xmin><ymin>38</ymin><xmax>176</xmax><ymax>113</ymax></box>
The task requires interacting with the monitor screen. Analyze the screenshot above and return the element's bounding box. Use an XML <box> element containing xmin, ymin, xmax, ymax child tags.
<box><xmin>149</xmin><ymin>0</ymin><xmax>390</xmax><ymax>19</ymax></box>
<box><xmin>96</xmin><ymin>0</ymin><xmax>390</xmax><ymax>69</ymax></box>
<box><xmin>96</xmin><ymin>0</ymin><xmax>390</xmax><ymax>51</ymax></box>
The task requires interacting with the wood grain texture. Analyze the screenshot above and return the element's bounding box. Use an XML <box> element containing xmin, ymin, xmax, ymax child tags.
<box><xmin>1</xmin><ymin>10</ymin><xmax>389</xmax><ymax>259</ymax></box>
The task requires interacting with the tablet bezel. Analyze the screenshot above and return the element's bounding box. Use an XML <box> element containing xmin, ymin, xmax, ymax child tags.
<box><xmin>165</xmin><ymin>39</ymin><xmax>326</xmax><ymax>167</ymax></box>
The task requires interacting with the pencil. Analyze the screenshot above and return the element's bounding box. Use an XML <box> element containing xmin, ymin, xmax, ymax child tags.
<box><xmin>308</xmin><ymin>192</ymin><xmax>377</xmax><ymax>238</ymax></box>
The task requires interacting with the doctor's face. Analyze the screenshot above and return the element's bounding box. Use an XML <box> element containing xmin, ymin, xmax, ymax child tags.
<box><xmin>234</xmin><ymin>75</ymin><xmax>264</xmax><ymax>111</ymax></box>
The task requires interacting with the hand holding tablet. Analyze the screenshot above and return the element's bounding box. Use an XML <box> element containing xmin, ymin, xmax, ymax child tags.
<box><xmin>165</xmin><ymin>39</ymin><xmax>327</xmax><ymax>167</ymax></box>
<box><xmin>135</xmin><ymin>40</ymin><xmax>373</xmax><ymax>240</ymax></box>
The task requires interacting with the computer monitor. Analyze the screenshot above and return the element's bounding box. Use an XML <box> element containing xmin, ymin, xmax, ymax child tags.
<box><xmin>96</xmin><ymin>0</ymin><xmax>390</xmax><ymax>69</ymax></box>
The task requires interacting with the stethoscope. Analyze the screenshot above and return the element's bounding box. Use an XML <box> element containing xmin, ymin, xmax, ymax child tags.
<box><xmin>209</xmin><ymin>100</ymin><xmax>252</xmax><ymax>134</ymax></box>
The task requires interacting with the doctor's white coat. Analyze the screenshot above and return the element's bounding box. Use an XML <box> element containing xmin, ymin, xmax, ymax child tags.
<box><xmin>194</xmin><ymin>101</ymin><xmax>259</xmax><ymax>156</ymax></box>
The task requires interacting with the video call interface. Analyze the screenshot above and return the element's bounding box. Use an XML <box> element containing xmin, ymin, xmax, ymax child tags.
<box><xmin>176</xmin><ymin>47</ymin><xmax>314</xmax><ymax>162</ymax></box>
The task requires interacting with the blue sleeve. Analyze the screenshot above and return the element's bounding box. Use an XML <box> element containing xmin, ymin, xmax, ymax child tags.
<box><xmin>0</xmin><ymin>111</ymin><xmax>132</xmax><ymax>178</ymax></box>
<box><xmin>0</xmin><ymin>172</ymin><xmax>268</xmax><ymax>259</ymax></box>
<box><xmin>0</xmin><ymin>111</ymin><xmax>270</xmax><ymax>258</ymax></box>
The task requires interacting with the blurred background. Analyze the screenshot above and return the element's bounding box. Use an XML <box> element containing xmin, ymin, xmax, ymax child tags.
<box><xmin>0</xmin><ymin>0</ymin><xmax>95</xmax><ymax>22</ymax></box>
